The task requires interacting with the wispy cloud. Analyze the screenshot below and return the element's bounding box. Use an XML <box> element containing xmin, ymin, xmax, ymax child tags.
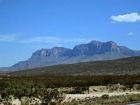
<box><xmin>111</xmin><ymin>21</ymin><xmax>116</xmax><ymax>24</ymax></box>
<box><xmin>20</xmin><ymin>36</ymin><xmax>95</xmax><ymax>44</ymax></box>
<box><xmin>0</xmin><ymin>34</ymin><xmax>17</xmax><ymax>42</ymax></box>
<box><xmin>111</xmin><ymin>12</ymin><xmax>140</xmax><ymax>22</ymax></box>
<box><xmin>20</xmin><ymin>36</ymin><xmax>97</xmax><ymax>49</ymax></box>
<box><xmin>64</xmin><ymin>38</ymin><xmax>93</xmax><ymax>43</ymax></box>
<box><xmin>127</xmin><ymin>32</ymin><xmax>135</xmax><ymax>36</ymax></box>
<box><xmin>20</xmin><ymin>36</ymin><xmax>60</xmax><ymax>43</ymax></box>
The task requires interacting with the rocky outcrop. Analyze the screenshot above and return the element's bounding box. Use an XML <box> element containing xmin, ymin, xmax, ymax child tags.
<box><xmin>9</xmin><ymin>40</ymin><xmax>140</xmax><ymax>70</ymax></box>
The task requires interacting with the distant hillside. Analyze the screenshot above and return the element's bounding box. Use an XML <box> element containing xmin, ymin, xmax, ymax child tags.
<box><xmin>8</xmin><ymin>56</ymin><xmax>140</xmax><ymax>76</ymax></box>
<box><xmin>7</xmin><ymin>40</ymin><xmax>140</xmax><ymax>70</ymax></box>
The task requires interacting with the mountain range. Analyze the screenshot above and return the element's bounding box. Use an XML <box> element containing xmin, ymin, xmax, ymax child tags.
<box><xmin>1</xmin><ymin>40</ymin><xmax>140</xmax><ymax>71</ymax></box>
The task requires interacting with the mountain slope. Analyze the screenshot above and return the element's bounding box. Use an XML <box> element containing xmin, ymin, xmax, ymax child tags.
<box><xmin>9</xmin><ymin>40</ymin><xmax>140</xmax><ymax>70</ymax></box>
<box><xmin>8</xmin><ymin>56</ymin><xmax>140</xmax><ymax>76</ymax></box>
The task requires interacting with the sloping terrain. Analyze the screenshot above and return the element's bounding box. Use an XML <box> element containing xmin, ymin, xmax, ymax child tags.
<box><xmin>8</xmin><ymin>40</ymin><xmax>140</xmax><ymax>70</ymax></box>
<box><xmin>8</xmin><ymin>56</ymin><xmax>140</xmax><ymax>76</ymax></box>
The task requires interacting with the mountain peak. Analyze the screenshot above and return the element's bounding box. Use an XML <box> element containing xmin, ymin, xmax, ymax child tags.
<box><xmin>52</xmin><ymin>46</ymin><xmax>61</xmax><ymax>49</ymax></box>
<box><xmin>98</xmin><ymin>41</ymin><xmax>119</xmax><ymax>53</ymax></box>
<box><xmin>106</xmin><ymin>41</ymin><xmax>117</xmax><ymax>45</ymax></box>
<box><xmin>9</xmin><ymin>40</ymin><xmax>140</xmax><ymax>70</ymax></box>
<box><xmin>90</xmin><ymin>40</ymin><xmax>102</xmax><ymax>44</ymax></box>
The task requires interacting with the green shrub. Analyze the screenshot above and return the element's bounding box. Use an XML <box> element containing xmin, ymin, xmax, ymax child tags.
<box><xmin>49</xmin><ymin>102</ymin><xmax>57</xmax><ymax>105</ymax></box>
<box><xmin>71</xmin><ymin>99</ymin><xmax>78</xmax><ymax>105</ymax></box>
<box><xmin>1</xmin><ymin>90</ymin><xmax>8</xmax><ymax>98</ymax></box>
<box><xmin>21</xmin><ymin>100</ymin><xmax>30</xmax><ymax>105</ymax></box>
<box><xmin>129</xmin><ymin>95</ymin><xmax>140</xmax><ymax>102</ymax></box>
<box><xmin>5</xmin><ymin>80</ymin><xmax>45</xmax><ymax>99</ymax></box>
<box><xmin>101</xmin><ymin>94</ymin><xmax>109</xmax><ymax>99</ymax></box>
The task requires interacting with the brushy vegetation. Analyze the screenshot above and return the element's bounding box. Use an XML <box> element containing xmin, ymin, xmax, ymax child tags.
<box><xmin>0</xmin><ymin>57</ymin><xmax>140</xmax><ymax>104</ymax></box>
<box><xmin>3</xmin><ymin>80</ymin><xmax>45</xmax><ymax>99</ymax></box>
<box><xmin>0</xmin><ymin>80</ymin><xmax>60</xmax><ymax>104</ymax></box>
<box><xmin>58</xmin><ymin>94</ymin><xmax>140</xmax><ymax>105</ymax></box>
<box><xmin>93</xmin><ymin>94</ymin><xmax>140</xmax><ymax>105</ymax></box>
<box><xmin>6</xmin><ymin>56</ymin><xmax>140</xmax><ymax>76</ymax></box>
<box><xmin>0</xmin><ymin>75</ymin><xmax>140</xmax><ymax>104</ymax></box>
<box><xmin>0</xmin><ymin>74</ymin><xmax>140</xmax><ymax>90</ymax></box>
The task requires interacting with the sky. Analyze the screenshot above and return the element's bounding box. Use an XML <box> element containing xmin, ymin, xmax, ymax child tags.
<box><xmin>0</xmin><ymin>0</ymin><xmax>140</xmax><ymax>67</ymax></box>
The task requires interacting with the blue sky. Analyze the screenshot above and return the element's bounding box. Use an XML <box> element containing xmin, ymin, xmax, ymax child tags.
<box><xmin>0</xmin><ymin>0</ymin><xmax>140</xmax><ymax>67</ymax></box>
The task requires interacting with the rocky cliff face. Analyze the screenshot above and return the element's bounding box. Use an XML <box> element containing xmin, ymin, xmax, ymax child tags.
<box><xmin>70</xmin><ymin>41</ymin><xmax>120</xmax><ymax>56</ymax></box>
<box><xmin>28</xmin><ymin>47</ymin><xmax>70</xmax><ymax>61</ymax></box>
<box><xmin>10</xmin><ymin>40</ymin><xmax>140</xmax><ymax>70</ymax></box>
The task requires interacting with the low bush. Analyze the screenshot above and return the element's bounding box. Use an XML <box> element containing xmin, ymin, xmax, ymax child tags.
<box><xmin>101</xmin><ymin>94</ymin><xmax>109</xmax><ymax>99</ymax></box>
<box><xmin>2</xmin><ymin>80</ymin><xmax>59</xmax><ymax>104</ymax></box>
<box><xmin>4</xmin><ymin>80</ymin><xmax>45</xmax><ymax>99</ymax></box>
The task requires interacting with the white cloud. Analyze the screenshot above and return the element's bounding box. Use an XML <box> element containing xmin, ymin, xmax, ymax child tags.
<box><xmin>128</xmin><ymin>32</ymin><xmax>135</xmax><ymax>36</ymax></box>
<box><xmin>111</xmin><ymin>21</ymin><xmax>116</xmax><ymax>24</ymax></box>
<box><xmin>64</xmin><ymin>38</ymin><xmax>92</xmax><ymax>43</ymax></box>
<box><xmin>0</xmin><ymin>35</ymin><xmax>17</xmax><ymax>42</ymax></box>
<box><xmin>20</xmin><ymin>36</ymin><xmax>100</xmax><ymax>49</ymax></box>
<box><xmin>20</xmin><ymin>36</ymin><xmax>95</xmax><ymax>44</ymax></box>
<box><xmin>111</xmin><ymin>12</ymin><xmax>140</xmax><ymax>22</ymax></box>
<box><xmin>20</xmin><ymin>36</ymin><xmax>60</xmax><ymax>43</ymax></box>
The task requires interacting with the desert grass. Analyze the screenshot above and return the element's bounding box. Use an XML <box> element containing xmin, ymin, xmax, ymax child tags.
<box><xmin>93</xmin><ymin>94</ymin><xmax>140</xmax><ymax>105</ymax></box>
<box><xmin>59</xmin><ymin>94</ymin><xmax>140</xmax><ymax>105</ymax></box>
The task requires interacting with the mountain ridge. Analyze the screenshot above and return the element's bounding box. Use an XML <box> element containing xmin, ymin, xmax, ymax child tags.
<box><xmin>8</xmin><ymin>56</ymin><xmax>140</xmax><ymax>76</ymax></box>
<box><xmin>1</xmin><ymin>40</ymin><xmax>140</xmax><ymax>71</ymax></box>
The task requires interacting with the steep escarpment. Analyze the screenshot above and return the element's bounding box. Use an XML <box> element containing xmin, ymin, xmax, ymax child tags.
<box><xmin>10</xmin><ymin>40</ymin><xmax>140</xmax><ymax>70</ymax></box>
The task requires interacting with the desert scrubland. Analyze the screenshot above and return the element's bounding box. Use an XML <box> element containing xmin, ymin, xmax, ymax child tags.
<box><xmin>0</xmin><ymin>75</ymin><xmax>140</xmax><ymax>105</ymax></box>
